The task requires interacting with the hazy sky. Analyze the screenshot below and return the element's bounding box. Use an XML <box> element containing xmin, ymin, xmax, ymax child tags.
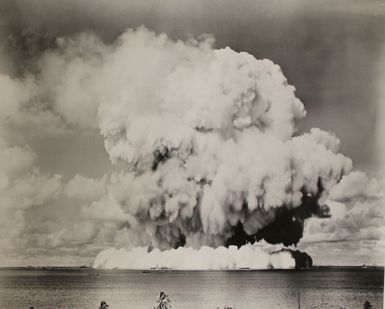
<box><xmin>0</xmin><ymin>0</ymin><xmax>384</xmax><ymax>267</ymax></box>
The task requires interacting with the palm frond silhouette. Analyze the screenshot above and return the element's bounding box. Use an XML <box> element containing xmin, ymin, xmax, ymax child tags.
<box><xmin>154</xmin><ymin>291</ymin><xmax>171</xmax><ymax>309</ymax></box>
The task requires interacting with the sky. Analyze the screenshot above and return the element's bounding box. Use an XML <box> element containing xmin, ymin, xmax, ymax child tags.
<box><xmin>0</xmin><ymin>0</ymin><xmax>384</xmax><ymax>267</ymax></box>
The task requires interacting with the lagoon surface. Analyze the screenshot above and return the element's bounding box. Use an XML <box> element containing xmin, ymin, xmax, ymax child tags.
<box><xmin>0</xmin><ymin>268</ymin><xmax>383</xmax><ymax>309</ymax></box>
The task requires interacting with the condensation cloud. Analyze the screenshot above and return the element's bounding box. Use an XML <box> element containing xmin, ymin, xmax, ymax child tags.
<box><xmin>0</xmin><ymin>24</ymin><xmax>382</xmax><ymax>268</ymax></box>
<box><xmin>30</xmin><ymin>28</ymin><xmax>354</xmax><ymax>254</ymax></box>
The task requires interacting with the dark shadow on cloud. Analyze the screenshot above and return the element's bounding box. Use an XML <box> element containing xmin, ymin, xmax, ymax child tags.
<box><xmin>226</xmin><ymin>180</ymin><xmax>330</xmax><ymax>247</ymax></box>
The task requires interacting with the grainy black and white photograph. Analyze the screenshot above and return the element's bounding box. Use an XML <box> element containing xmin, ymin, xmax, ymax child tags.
<box><xmin>0</xmin><ymin>0</ymin><xmax>384</xmax><ymax>308</ymax></box>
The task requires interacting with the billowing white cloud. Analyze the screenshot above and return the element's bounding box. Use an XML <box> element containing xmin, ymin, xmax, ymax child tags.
<box><xmin>0</xmin><ymin>137</ymin><xmax>62</xmax><ymax>211</ymax></box>
<box><xmin>0</xmin><ymin>74</ymin><xmax>65</xmax><ymax>138</ymax></box>
<box><xmin>28</xmin><ymin>29</ymin><xmax>354</xmax><ymax>253</ymax></box>
<box><xmin>0</xmin><ymin>24</ymin><xmax>382</xmax><ymax>268</ymax></box>
<box><xmin>301</xmin><ymin>171</ymin><xmax>384</xmax><ymax>264</ymax></box>
<box><xmin>64</xmin><ymin>174</ymin><xmax>106</xmax><ymax>200</ymax></box>
<box><xmin>329</xmin><ymin>171</ymin><xmax>382</xmax><ymax>204</ymax></box>
<box><xmin>9</xmin><ymin>27</ymin><xmax>377</xmax><ymax>268</ymax></box>
<box><xmin>0</xmin><ymin>136</ymin><xmax>62</xmax><ymax>264</ymax></box>
<box><xmin>46</xmin><ymin>221</ymin><xmax>99</xmax><ymax>248</ymax></box>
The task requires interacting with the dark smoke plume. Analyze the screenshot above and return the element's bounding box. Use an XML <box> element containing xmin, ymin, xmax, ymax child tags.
<box><xmin>226</xmin><ymin>180</ymin><xmax>331</xmax><ymax>247</ymax></box>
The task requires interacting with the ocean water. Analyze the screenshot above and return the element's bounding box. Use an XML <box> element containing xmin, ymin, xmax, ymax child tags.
<box><xmin>0</xmin><ymin>268</ymin><xmax>383</xmax><ymax>309</ymax></box>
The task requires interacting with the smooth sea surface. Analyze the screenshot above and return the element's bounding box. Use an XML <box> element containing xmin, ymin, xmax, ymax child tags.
<box><xmin>0</xmin><ymin>268</ymin><xmax>383</xmax><ymax>309</ymax></box>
